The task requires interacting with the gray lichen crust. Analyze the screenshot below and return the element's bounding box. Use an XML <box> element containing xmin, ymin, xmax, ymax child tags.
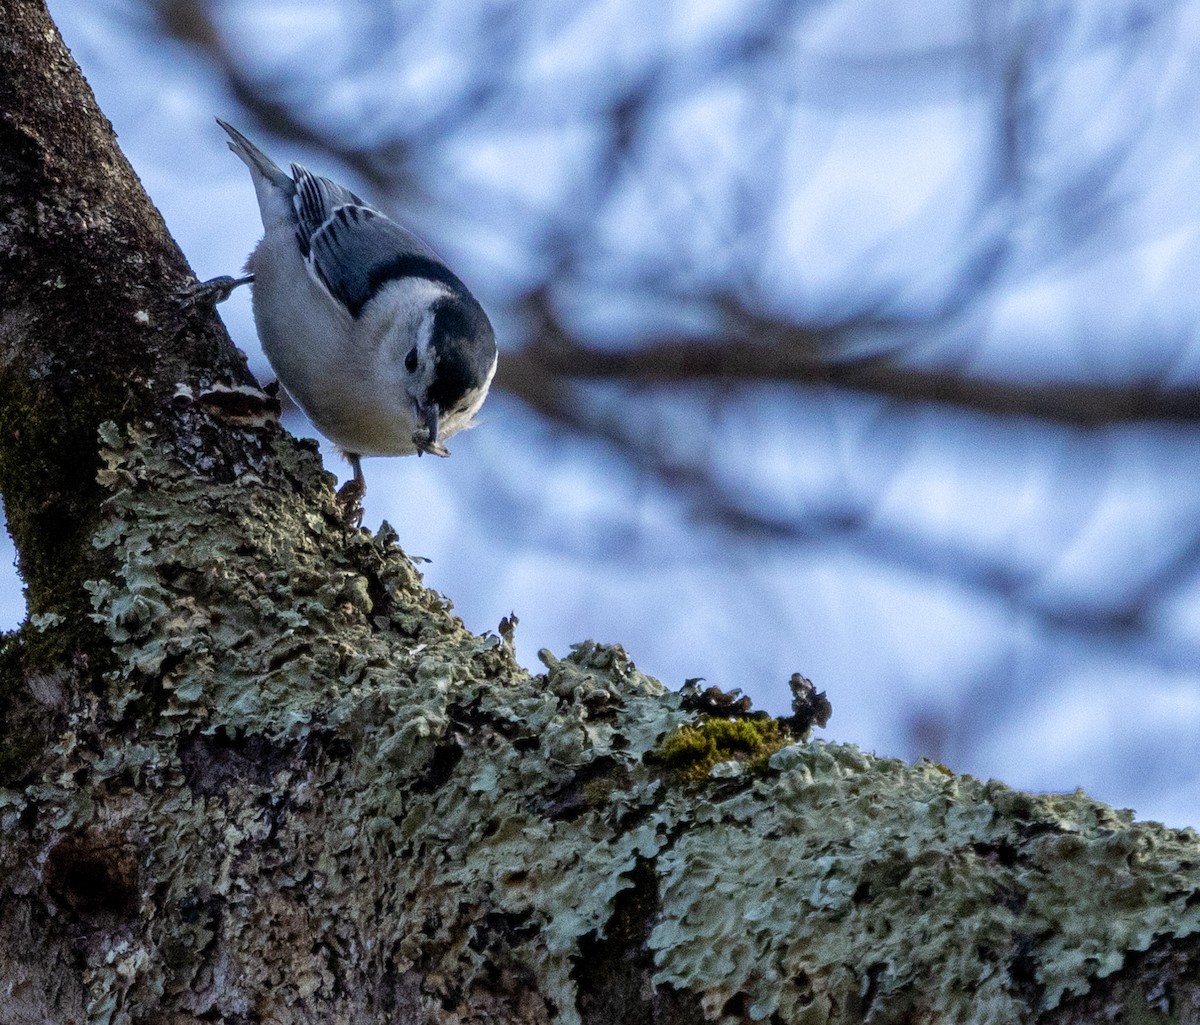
<box><xmin>652</xmin><ymin>747</ymin><xmax>1200</xmax><ymax>1023</ymax></box>
<box><xmin>3</xmin><ymin>409</ymin><xmax>1200</xmax><ymax>1025</ymax></box>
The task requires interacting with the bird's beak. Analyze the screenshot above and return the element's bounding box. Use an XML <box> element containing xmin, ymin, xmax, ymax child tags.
<box><xmin>413</xmin><ymin>401</ymin><xmax>449</xmax><ymax>457</ymax></box>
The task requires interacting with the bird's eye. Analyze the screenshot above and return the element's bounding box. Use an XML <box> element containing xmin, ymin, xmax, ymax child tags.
<box><xmin>404</xmin><ymin>347</ymin><xmax>418</xmax><ymax>373</ymax></box>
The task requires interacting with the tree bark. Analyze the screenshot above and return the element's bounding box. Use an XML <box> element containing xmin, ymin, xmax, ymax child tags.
<box><xmin>4</xmin><ymin>3</ymin><xmax>1200</xmax><ymax>1024</ymax></box>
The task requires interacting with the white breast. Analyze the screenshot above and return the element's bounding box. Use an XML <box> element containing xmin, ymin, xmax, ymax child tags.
<box><xmin>248</xmin><ymin>229</ymin><xmax>423</xmax><ymax>456</ymax></box>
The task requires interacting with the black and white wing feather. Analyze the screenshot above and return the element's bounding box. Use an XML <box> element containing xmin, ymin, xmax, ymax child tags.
<box><xmin>290</xmin><ymin>164</ymin><xmax>463</xmax><ymax>318</ymax></box>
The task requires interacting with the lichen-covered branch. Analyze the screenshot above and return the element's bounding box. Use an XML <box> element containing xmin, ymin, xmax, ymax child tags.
<box><xmin>4</xmin><ymin>413</ymin><xmax>1200</xmax><ymax>1025</ymax></box>
<box><xmin>4</xmin><ymin>3</ymin><xmax>1200</xmax><ymax>1025</ymax></box>
<box><xmin>7</xmin><ymin>408</ymin><xmax>1200</xmax><ymax>1023</ymax></box>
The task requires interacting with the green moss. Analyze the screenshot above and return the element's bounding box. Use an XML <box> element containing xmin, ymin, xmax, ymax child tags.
<box><xmin>0</xmin><ymin>630</ymin><xmax>43</xmax><ymax>785</ymax></box>
<box><xmin>651</xmin><ymin>716</ymin><xmax>789</xmax><ymax>780</ymax></box>
<box><xmin>0</xmin><ymin>361</ymin><xmax>118</xmax><ymax>671</ymax></box>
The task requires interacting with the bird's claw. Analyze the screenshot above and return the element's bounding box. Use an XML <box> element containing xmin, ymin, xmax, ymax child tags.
<box><xmin>176</xmin><ymin>274</ymin><xmax>254</xmax><ymax>311</ymax></box>
<box><xmin>336</xmin><ymin>478</ymin><xmax>365</xmax><ymax>527</ymax></box>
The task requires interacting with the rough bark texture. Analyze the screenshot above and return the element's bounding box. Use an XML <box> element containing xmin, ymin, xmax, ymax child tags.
<box><xmin>0</xmin><ymin>0</ymin><xmax>255</xmax><ymax>781</ymax></box>
<box><xmin>4</xmin><ymin>2</ymin><xmax>1200</xmax><ymax>1024</ymax></box>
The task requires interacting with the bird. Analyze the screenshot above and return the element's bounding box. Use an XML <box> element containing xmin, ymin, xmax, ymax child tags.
<box><xmin>195</xmin><ymin>118</ymin><xmax>497</xmax><ymax>517</ymax></box>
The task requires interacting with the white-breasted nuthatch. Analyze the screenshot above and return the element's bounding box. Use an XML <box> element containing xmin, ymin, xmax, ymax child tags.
<box><xmin>203</xmin><ymin>119</ymin><xmax>497</xmax><ymax>507</ymax></box>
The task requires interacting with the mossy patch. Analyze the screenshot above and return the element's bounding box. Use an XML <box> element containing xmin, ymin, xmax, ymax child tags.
<box><xmin>0</xmin><ymin>630</ymin><xmax>44</xmax><ymax>785</ymax></box>
<box><xmin>651</xmin><ymin>716</ymin><xmax>789</xmax><ymax>780</ymax></box>
<box><xmin>0</xmin><ymin>365</ymin><xmax>116</xmax><ymax>670</ymax></box>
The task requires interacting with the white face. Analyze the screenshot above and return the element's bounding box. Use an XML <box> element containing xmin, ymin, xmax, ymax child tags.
<box><xmin>402</xmin><ymin>301</ymin><xmax>441</xmax><ymax>404</ymax></box>
<box><xmin>355</xmin><ymin>277</ymin><xmax>447</xmax><ymax>392</ymax></box>
<box><xmin>351</xmin><ymin>276</ymin><xmax>495</xmax><ymax>453</ymax></box>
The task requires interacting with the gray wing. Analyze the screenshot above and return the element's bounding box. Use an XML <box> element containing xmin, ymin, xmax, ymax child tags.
<box><xmin>290</xmin><ymin>163</ymin><xmax>451</xmax><ymax>318</ymax></box>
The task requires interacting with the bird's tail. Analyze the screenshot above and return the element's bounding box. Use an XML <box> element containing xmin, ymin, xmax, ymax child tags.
<box><xmin>216</xmin><ymin>118</ymin><xmax>297</xmax><ymax>229</ymax></box>
<box><xmin>217</xmin><ymin>119</ymin><xmax>292</xmax><ymax>192</ymax></box>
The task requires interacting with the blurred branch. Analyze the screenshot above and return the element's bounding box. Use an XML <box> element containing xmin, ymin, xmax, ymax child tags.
<box><xmin>503</xmin><ymin>291</ymin><xmax>1200</xmax><ymax>426</ymax></box>
<box><xmin>499</xmin><ymin>303</ymin><xmax>1200</xmax><ymax>670</ymax></box>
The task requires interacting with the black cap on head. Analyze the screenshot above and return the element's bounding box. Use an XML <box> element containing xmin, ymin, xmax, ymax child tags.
<box><xmin>427</xmin><ymin>295</ymin><xmax>495</xmax><ymax>414</ymax></box>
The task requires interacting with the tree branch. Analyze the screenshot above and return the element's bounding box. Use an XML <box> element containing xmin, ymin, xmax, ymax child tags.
<box><xmin>502</xmin><ymin>291</ymin><xmax>1200</xmax><ymax>428</ymax></box>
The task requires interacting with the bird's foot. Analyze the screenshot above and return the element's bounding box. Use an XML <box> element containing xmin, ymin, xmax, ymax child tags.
<box><xmin>338</xmin><ymin>452</ymin><xmax>366</xmax><ymax>526</ymax></box>
<box><xmin>176</xmin><ymin>274</ymin><xmax>254</xmax><ymax>312</ymax></box>
<box><xmin>336</xmin><ymin>478</ymin><xmax>365</xmax><ymax>527</ymax></box>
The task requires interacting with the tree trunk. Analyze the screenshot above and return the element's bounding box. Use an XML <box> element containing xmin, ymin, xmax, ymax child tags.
<box><xmin>3</xmin><ymin>2</ymin><xmax>1200</xmax><ymax>1023</ymax></box>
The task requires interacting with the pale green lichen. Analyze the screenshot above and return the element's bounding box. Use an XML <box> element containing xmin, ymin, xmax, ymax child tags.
<box><xmin>649</xmin><ymin>744</ymin><xmax>1200</xmax><ymax>1024</ymax></box>
<box><xmin>8</xmin><ymin>412</ymin><xmax>1200</xmax><ymax>1025</ymax></box>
